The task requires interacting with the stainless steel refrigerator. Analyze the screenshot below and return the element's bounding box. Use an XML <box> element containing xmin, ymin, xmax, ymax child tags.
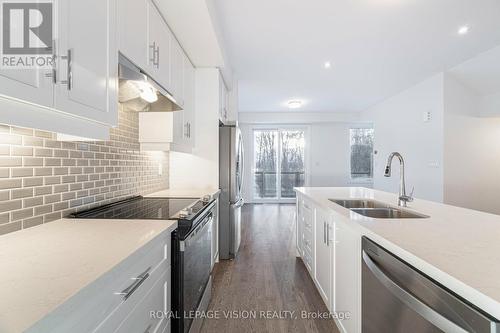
<box><xmin>219</xmin><ymin>124</ymin><xmax>244</xmax><ymax>259</ymax></box>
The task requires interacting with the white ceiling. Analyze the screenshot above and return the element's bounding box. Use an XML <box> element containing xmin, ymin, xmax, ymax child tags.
<box><xmin>448</xmin><ymin>45</ymin><xmax>500</xmax><ymax>96</ymax></box>
<box><xmin>213</xmin><ymin>0</ymin><xmax>500</xmax><ymax>112</ymax></box>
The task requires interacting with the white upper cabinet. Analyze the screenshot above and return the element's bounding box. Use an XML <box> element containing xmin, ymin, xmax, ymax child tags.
<box><xmin>0</xmin><ymin>0</ymin><xmax>117</xmax><ymax>138</ymax></box>
<box><xmin>0</xmin><ymin>64</ymin><xmax>54</xmax><ymax>109</ymax></box>
<box><xmin>135</xmin><ymin>2</ymin><xmax>196</xmax><ymax>153</ymax></box>
<box><xmin>219</xmin><ymin>77</ymin><xmax>228</xmax><ymax>123</ymax></box>
<box><xmin>170</xmin><ymin>39</ymin><xmax>184</xmax><ymax>106</ymax></box>
<box><xmin>118</xmin><ymin>0</ymin><xmax>148</xmax><ymax>70</ymax></box>
<box><xmin>147</xmin><ymin>1</ymin><xmax>172</xmax><ymax>91</ymax></box>
<box><xmin>183</xmin><ymin>55</ymin><xmax>195</xmax><ymax>148</ymax></box>
<box><xmin>56</xmin><ymin>0</ymin><xmax>118</xmax><ymax>127</ymax></box>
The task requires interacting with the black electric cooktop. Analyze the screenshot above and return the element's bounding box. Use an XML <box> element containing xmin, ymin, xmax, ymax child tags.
<box><xmin>69</xmin><ymin>196</ymin><xmax>200</xmax><ymax>220</ymax></box>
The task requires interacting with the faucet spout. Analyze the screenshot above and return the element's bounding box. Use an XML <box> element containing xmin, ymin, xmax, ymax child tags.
<box><xmin>384</xmin><ymin>152</ymin><xmax>412</xmax><ymax>207</ymax></box>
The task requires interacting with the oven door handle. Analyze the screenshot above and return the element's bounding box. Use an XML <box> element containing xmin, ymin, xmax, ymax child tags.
<box><xmin>362</xmin><ymin>251</ymin><xmax>469</xmax><ymax>333</ymax></box>
<box><xmin>184</xmin><ymin>213</ymin><xmax>213</xmax><ymax>247</ymax></box>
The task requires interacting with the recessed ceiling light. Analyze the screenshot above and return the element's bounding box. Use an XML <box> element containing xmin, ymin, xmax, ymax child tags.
<box><xmin>287</xmin><ymin>100</ymin><xmax>303</xmax><ymax>109</ymax></box>
<box><xmin>324</xmin><ymin>61</ymin><xmax>332</xmax><ymax>69</ymax></box>
<box><xmin>458</xmin><ymin>25</ymin><xmax>469</xmax><ymax>35</ymax></box>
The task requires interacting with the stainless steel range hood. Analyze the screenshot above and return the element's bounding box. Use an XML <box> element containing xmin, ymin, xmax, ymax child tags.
<box><xmin>118</xmin><ymin>54</ymin><xmax>182</xmax><ymax>112</ymax></box>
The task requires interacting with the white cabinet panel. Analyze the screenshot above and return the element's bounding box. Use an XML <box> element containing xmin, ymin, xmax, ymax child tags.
<box><xmin>147</xmin><ymin>1</ymin><xmax>172</xmax><ymax>91</ymax></box>
<box><xmin>0</xmin><ymin>67</ymin><xmax>54</xmax><ymax>108</ymax></box>
<box><xmin>118</xmin><ymin>0</ymin><xmax>148</xmax><ymax>69</ymax></box>
<box><xmin>56</xmin><ymin>0</ymin><xmax>118</xmax><ymax>126</ymax></box>
<box><xmin>183</xmin><ymin>55</ymin><xmax>195</xmax><ymax>148</ymax></box>
<box><xmin>335</xmin><ymin>220</ymin><xmax>361</xmax><ymax>333</ymax></box>
<box><xmin>315</xmin><ymin>209</ymin><xmax>333</xmax><ymax>310</ymax></box>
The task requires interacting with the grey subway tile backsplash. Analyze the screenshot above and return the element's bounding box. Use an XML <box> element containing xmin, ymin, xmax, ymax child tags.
<box><xmin>11</xmin><ymin>168</ymin><xmax>34</xmax><ymax>177</ymax></box>
<box><xmin>0</xmin><ymin>107</ymin><xmax>168</xmax><ymax>235</ymax></box>
<box><xmin>0</xmin><ymin>179</ymin><xmax>22</xmax><ymax>190</ymax></box>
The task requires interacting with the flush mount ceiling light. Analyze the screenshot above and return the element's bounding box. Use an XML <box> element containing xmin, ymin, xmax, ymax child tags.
<box><xmin>458</xmin><ymin>25</ymin><xmax>469</xmax><ymax>35</ymax></box>
<box><xmin>324</xmin><ymin>61</ymin><xmax>332</xmax><ymax>69</ymax></box>
<box><xmin>287</xmin><ymin>100</ymin><xmax>303</xmax><ymax>109</ymax></box>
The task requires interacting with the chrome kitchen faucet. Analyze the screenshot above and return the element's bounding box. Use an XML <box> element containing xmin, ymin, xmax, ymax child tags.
<box><xmin>384</xmin><ymin>152</ymin><xmax>414</xmax><ymax>207</ymax></box>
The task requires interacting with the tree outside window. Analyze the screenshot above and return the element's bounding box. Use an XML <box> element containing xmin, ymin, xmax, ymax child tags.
<box><xmin>350</xmin><ymin>128</ymin><xmax>374</xmax><ymax>179</ymax></box>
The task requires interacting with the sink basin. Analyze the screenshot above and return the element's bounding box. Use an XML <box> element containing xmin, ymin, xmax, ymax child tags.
<box><xmin>329</xmin><ymin>199</ymin><xmax>391</xmax><ymax>209</ymax></box>
<box><xmin>351</xmin><ymin>208</ymin><xmax>428</xmax><ymax>219</ymax></box>
<box><xmin>329</xmin><ymin>199</ymin><xmax>429</xmax><ymax>219</ymax></box>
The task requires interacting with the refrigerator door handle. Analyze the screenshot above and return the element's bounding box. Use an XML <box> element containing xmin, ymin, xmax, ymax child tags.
<box><xmin>239</xmin><ymin>134</ymin><xmax>244</xmax><ymax>196</ymax></box>
<box><xmin>233</xmin><ymin>198</ymin><xmax>244</xmax><ymax>208</ymax></box>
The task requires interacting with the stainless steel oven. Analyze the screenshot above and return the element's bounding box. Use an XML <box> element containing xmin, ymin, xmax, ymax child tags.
<box><xmin>362</xmin><ymin>237</ymin><xmax>499</xmax><ymax>333</ymax></box>
<box><xmin>172</xmin><ymin>201</ymin><xmax>215</xmax><ymax>333</ymax></box>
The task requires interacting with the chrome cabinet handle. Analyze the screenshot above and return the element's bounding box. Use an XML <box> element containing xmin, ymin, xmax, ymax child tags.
<box><xmin>326</xmin><ymin>222</ymin><xmax>330</xmax><ymax>246</ymax></box>
<box><xmin>155</xmin><ymin>46</ymin><xmax>160</xmax><ymax>68</ymax></box>
<box><xmin>323</xmin><ymin>221</ymin><xmax>326</xmax><ymax>244</ymax></box>
<box><xmin>60</xmin><ymin>49</ymin><xmax>73</xmax><ymax>90</ymax></box>
<box><xmin>115</xmin><ymin>267</ymin><xmax>151</xmax><ymax>300</ymax></box>
<box><xmin>149</xmin><ymin>42</ymin><xmax>156</xmax><ymax>65</ymax></box>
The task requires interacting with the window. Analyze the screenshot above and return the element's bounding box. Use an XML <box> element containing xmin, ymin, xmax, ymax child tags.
<box><xmin>350</xmin><ymin>128</ymin><xmax>374</xmax><ymax>179</ymax></box>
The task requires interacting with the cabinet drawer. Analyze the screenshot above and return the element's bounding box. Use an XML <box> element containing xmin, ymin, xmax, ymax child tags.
<box><xmin>28</xmin><ymin>231</ymin><xmax>171</xmax><ymax>333</ymax></box>
<box><xmin>114</xmin><ymin>267</ymin><xmax>170</xmax><ymax>333</ymax></box>
<box><xmin>95</xmin><ymin>265</ymin><xmax>170</xmax><ymax>333</ymax></box>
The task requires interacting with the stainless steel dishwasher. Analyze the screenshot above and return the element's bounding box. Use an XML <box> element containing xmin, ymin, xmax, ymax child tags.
<box><xmin>362</xmin><ymin>237</ymin><xmax>499</xmax><ymax>333</ymax></box>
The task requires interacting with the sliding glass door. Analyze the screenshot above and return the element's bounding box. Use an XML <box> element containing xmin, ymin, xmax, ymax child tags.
<box><xmin>253</xmin><ymin>128</ymin><xmax>306</xmax><ymax>202</ymax></box>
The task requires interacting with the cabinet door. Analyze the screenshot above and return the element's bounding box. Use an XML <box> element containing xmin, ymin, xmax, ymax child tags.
<box><xmin>0</xmin><ymin>67</ymin><xmax>54</xmax><ymax>108</ymax></box>
<box><xmin>335</xmin><ymin>221</ymin><xmax>361</xmax><ymax>333</ymax></box>
<box><xmin>315</xmin><ymin>209</ymin><xmax>332</xmax><ymax>309</ymax></box>
<box><xmin>170</xmin><ymin>40</ymin><xmax>184</xmax><ymax>106</ymax></box>
<box><xmin>147</xmin><ymin>1</ymin><xmax>172</xmax><ymax>91</ymax></box>
<box><xmin>118</xmin><ymin>0</ymin><xmax>148</xmax><ymax>69</ymax></box>
<box><xmin>56</xmin><ymin>0</ymin><xmax>118</xmax><ymax>126</ymax></box>
<box><xmin>0</xmin><ymin>2</ymin><xmax>55</xmax><ymax>108</ymax></box>
<box><xmin>183</xmin><ymin>55</ymin><xmax>195</xmax><ymax>148</ymax></box>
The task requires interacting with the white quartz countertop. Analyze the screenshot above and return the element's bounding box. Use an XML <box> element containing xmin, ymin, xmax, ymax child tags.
<box><xmin>146</xmin><ymin>188</ymin><xmax>221</xmax><ymax>199</ymax></box>
<box><xmin>295</xmin><ymin>187</ymin><xmax>500</xmax><ymax>319</ymax></box>
<box><xmin>0</xmin><ymin>218</ymin><xmax>177</xmax><ymax>333</ymax></box>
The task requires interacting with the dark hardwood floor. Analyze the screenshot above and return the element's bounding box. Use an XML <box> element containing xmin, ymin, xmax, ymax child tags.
<box><xmin>201</xmin><ymin>203</ymin><xmax>340</xmax><ymax>333</ymax></box>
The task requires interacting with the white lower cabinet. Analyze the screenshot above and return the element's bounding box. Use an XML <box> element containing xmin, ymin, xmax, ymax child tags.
<box><xmin>314</xmin><ymin>208</ymin><xmax>334</xmax><ymax>311</ymax></box>
<box><xmin>26</xmin><ymin>227</ymin><xmax>174</xmax><ymax>333</ymax></box>
<box><xmin>296</xmin><ymin>195</ymin><xmax>361</xmax><ymax>333</ymax></box>
<box><xmin>334</xmin><ymin>217</ymin><xmax>361</xmax><ymax>333</ymax></box>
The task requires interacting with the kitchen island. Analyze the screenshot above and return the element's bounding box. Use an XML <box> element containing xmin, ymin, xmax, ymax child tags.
<box><xmin>295</xmin><ymin>187</ymin><xmax>500</xmax><ymax>333</ymax></box>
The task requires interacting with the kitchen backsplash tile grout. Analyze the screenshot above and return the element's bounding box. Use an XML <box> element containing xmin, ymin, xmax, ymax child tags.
<box><xmin>0</xmin><ymin>106</ymin><xmax>169</xmax><ymax>235</ymax></box>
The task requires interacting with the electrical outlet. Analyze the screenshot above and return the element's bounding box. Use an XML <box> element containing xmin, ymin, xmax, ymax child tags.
<box><xmin>423</xmin><ymin>111</ymin><xmax>431</xmax><ymax>122</ymax></box>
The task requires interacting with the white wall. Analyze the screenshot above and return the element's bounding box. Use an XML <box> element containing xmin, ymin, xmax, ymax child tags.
<box><xmin>239</xmin><ymin>120</ymin><xmax>372</xmax><ymax>203</ymax></box>
<box><xmin>443</xmin><ymin>74</ymin><xmax>500</xmax><ymax>214</ymax></box>
<box><xmin>169</xmin><ymin>68</ymin><xmax>220</xmax><ymax>190</ymax></box>
<box><xmin>361</xmin><ymin>74</ymin><xmax>445</xmax><ymax>202</ymax></box>
<box><xmin>481</xmin><ymin>92</ymin><xmax>500</xmax><ymax>117</ymax></box>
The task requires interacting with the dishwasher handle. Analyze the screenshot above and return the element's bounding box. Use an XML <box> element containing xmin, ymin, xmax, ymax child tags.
<box><xmin>362</xmin><ymin>251</ymin><xmax>469</xmax><ymax>333</ymax></box>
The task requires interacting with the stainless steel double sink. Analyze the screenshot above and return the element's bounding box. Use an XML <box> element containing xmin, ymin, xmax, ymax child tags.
<box><xmin>329</xmin><ymin>199</ymin><xmax>429</xmax><ymax>219</ymax></box>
